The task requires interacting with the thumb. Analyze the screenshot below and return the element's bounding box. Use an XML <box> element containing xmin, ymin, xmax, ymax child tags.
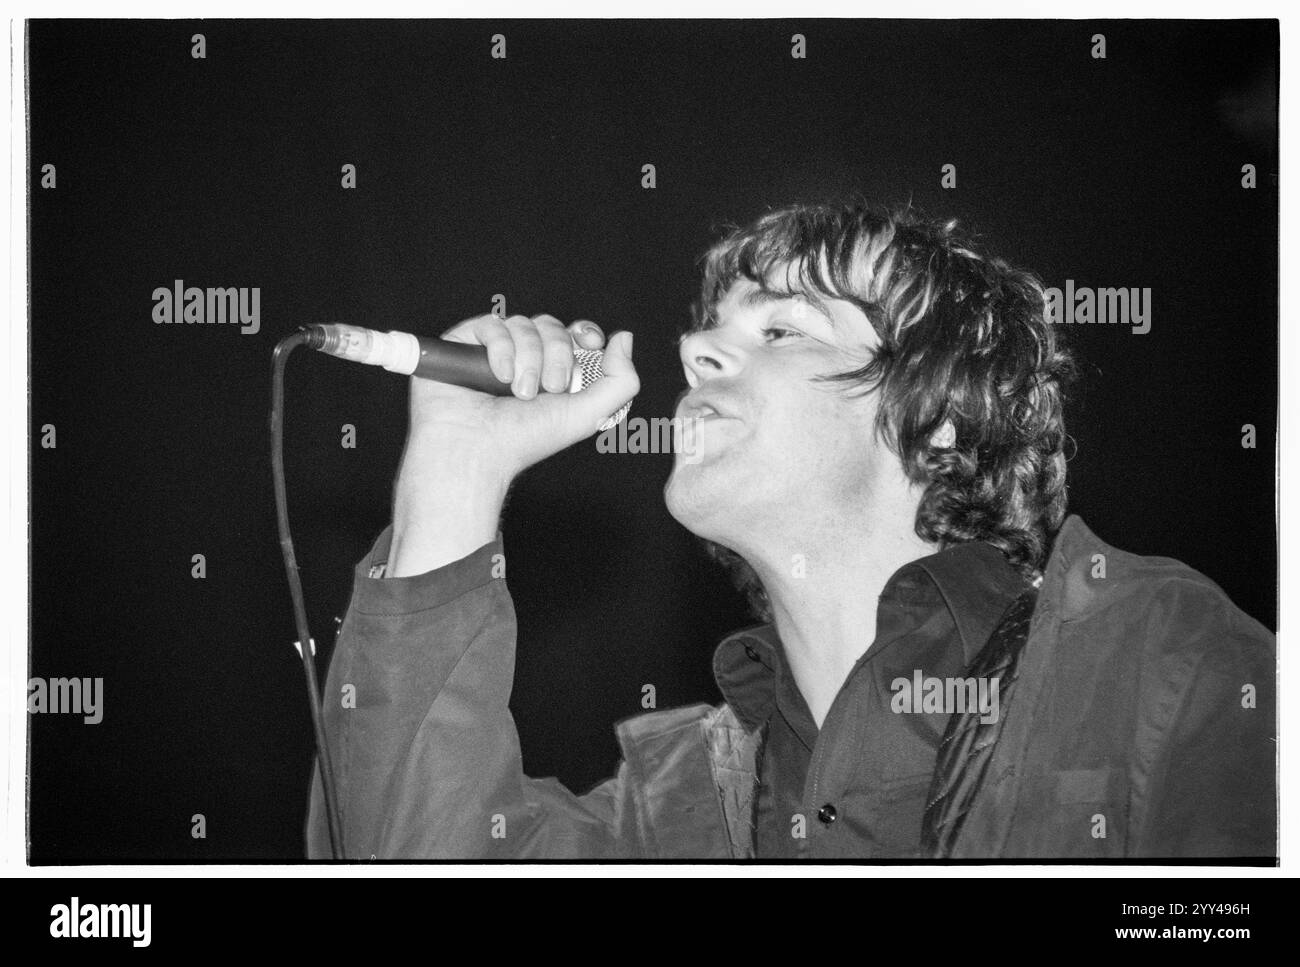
<box><xmin>599</xmin><ymin>331</ymin><xmax>635</xmax><ymax>378</ymax></box>
<box><xmin>559</xmin><ymin>331</ymin><xmax>639</xmax><ymax>440</ymax></box>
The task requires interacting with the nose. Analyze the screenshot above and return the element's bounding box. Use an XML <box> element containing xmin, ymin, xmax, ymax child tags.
<box><xmin>679</xmin><ymin>328</ymin><xmax>742</xmax><ymax>388</ymax></box>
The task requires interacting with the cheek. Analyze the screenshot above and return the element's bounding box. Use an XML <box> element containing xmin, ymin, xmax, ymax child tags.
<box><xmin>760</xmin><ymin>385</ymin><xmax>876</xmax><ymax>453</ymax></box>
<box><xmin>743</xmin><ymin>402</ymin><xmax>866</xmax><ymax>500</ymax></box>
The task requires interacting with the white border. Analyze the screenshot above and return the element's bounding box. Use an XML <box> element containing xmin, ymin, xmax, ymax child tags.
<box><xmin>4</xmin><ymin>4</ymin><xmax>1293</xmax><ymax>878</ymax></box>
<box><xmin>4</xmin><ymin>16</ymin><xmax>29</xmax><ymax>875</ymax></box>
<box><xmin>0</xmin><ymin>2</ymin><xmax>1294</xmax><ymax>15</ymax></box>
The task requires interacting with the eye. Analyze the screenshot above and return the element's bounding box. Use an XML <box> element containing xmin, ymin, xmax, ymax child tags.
<box><xmin>760</xmin><ymin>325</ymin><xmax>805</xmax><ymax>343</ymax></box>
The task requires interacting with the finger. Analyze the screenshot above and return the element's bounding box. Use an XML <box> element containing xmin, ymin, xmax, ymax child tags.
<box><xmin>568</xmin><ymin>319</ymin><xmax>606</xmax><ymax>351</ymax></box>
<box><xmin>468</xmin><ymin>315</ymin><xmax>515</xmax><ymax>383</ymax></box>
<box><xmin>503</xmin><ymin>315</ymin><xmax>544</xmax><ymax>399</ymax></box>
<box><xmin>533</xmin><ymin>315</ymin><xmax>576</xmax><ymax>395</ymax></box>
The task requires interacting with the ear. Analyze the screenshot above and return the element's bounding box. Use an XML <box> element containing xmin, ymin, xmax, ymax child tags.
<box><xmin>929</xmin><ymin>419</ymin><xmax>956</xmax><ymax>449</ymax></box>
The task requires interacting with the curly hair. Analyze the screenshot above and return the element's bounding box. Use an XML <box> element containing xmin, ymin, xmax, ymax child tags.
<box><xmin>689</xmin><ymin>199</ymin><xmax>1076</xmax><ymax>621</ymax></box>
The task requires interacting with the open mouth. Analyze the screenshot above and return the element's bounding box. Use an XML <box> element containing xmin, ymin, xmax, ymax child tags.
<box><xmin>676</xmin><ymin>390</ymin><xmax>737</xmax><ymax>423</ymax></box>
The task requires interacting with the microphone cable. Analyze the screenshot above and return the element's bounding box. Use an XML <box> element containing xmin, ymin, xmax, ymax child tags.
<box><xmin>270</xmin><ymin>330</ymin><xmax>345</xmax><ymax>860</ymax></box>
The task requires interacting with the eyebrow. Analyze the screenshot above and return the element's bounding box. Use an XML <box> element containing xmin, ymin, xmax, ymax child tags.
<box><xmin>740</xmin><ymin>286</ymin><xmax>834</xmax><ymax>322</ymax></box>
<box><xmin>740</xmin><ymin>287</ymin><xmax>798</xmax><ymax>308</ymax></box>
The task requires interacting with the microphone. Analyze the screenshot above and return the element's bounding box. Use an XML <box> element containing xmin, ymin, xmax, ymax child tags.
<box><xmin>304</xmin><ymin>323</ymin><xmax>630</xmax><ymax>428</ymax></box>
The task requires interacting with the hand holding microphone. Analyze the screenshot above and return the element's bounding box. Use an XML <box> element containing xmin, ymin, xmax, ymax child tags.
<box><xmin>310</xmin><ymin>313</ymin><xmax>638</xmax><ymax>475</ymax></box>
<box><xmin>419</xmin><ymin>312</ymin><xmax>637</xmax><ymax>473</ymax></box>
<box><xmin>314</xmin><ymin>313</ymin><xmax>639</xmax><ymax>577</ymax></box>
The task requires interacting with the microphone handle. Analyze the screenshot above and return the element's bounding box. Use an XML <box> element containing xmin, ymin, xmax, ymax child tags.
<box><xmin>420</xmin><ymin>339</ymin><xmax>628</xmax><ymax>430</ymax></box>
<box><xmin>305</xmin><ymin>324</ymin><xmax>601</xmax><ymax>396</ymax></box>
<box><xmin>411</xmin><ymin>338</ymin><xmax>511</xmax><ymax>396</ymax></box>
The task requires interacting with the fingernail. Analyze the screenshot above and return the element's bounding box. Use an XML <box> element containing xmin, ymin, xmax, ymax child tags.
<box><xmin>518</xmin><ymin>369</ymin><xmax>539</xmax><ymax>399</ymax></box>
<box><xmin>543</xmin><ymin>367</ymin><xmax>567</xmax><ymax>393</ymax></box>
<box><xmin>625</xmin><ymin>332</ymin><xmax>634</xmax><ymax>356</ymax></box>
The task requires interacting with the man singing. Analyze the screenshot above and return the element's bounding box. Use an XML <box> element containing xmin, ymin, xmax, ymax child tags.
<box><xmin>307</xmin><ymin>200</ymin><xmax>1275</xmax><ymax>860</ymax></box>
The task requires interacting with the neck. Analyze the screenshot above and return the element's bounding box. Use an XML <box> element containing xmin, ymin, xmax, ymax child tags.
<box><xmin>746</xmin><ymin>505</ymin><xmax>935</xmax><ymax>729</ymax></box>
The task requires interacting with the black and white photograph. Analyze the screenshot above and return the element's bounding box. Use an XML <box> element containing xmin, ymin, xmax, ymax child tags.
<box><xmin>7</xmin><ymin>4</ymin><xmax>1294</xmax><ymax>919</ymax></box>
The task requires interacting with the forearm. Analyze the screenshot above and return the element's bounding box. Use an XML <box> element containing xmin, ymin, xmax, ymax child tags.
<box><xmin>387</xmin><ymin>426</ymin><xmax>512</xmax><ymax>578</ymax></box>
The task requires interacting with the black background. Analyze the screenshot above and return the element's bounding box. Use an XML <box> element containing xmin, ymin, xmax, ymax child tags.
<box><xmin>28</xmin><ymin>19</ymin><xmax>1277</xmax><ymax>860</ymax></box>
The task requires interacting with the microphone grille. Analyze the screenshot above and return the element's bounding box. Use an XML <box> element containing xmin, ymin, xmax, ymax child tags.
<box><xmin>573</xmin><ymin>349</ymin><xmax>631</xmax><ymax>431</ymax></box>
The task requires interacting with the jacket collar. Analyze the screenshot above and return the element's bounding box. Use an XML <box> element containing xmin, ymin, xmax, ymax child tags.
<box><xmin>712</xmin><ymin>540</ymin><xmax>1028</xmax><ymax>733</ymax></box>
<box><xmin>914</xmin><ymin>541</ymin><xmax>1030</xmax><ymax>666</ymax></box>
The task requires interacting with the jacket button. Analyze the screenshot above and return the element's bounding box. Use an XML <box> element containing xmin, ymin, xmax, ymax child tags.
<box><xmin>817</xmin><ymin>804</ymin><xmax>837</xmax><ymax>825</ymax></box>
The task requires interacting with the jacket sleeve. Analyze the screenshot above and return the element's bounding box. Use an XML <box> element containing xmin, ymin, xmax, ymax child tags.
<box><xmin>1131</xmin><ymin>578</ymin><xmax>1277</xmax><ymax>860</ymax></box>
<box><xmin>304</xmin><ymin>527</ymin><xmax>641</xmax><ymax>859</ymax></box>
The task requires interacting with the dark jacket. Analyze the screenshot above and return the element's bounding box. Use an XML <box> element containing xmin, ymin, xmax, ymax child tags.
<box><xmin>306</xmin><ymin>514</ymin><xmax>1275</xmax><ymax>860</ymax></box>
